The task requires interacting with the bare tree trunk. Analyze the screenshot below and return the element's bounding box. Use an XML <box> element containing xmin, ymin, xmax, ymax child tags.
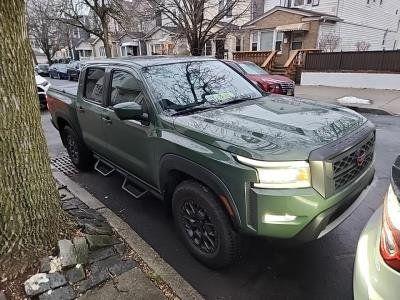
<box><xmin>190</xmin><ymin>39</ymin><xmax>202</xmax><ymax>56</ymax></box>
<box><xmin>0</xmin><ymin>0</ymin><xmax>69</xmax><ymax>279</ymax></box>
<box><xmin>101</xmin><ymin>18</ymin><xmax>112</xmax><ymax>58</ymax></box>
<box><xmin>44</xmin><ymin>49</ymin><xmax>52</xmax><ymax>65</ymax></box>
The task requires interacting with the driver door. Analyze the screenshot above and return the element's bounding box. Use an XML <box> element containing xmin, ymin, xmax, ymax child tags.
<box><xmin>101</xmin><ymin>68</ymin><xmax>157</xmax><ymax>186</ymax></box>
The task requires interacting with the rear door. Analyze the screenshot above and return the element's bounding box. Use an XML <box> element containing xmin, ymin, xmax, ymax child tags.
<box><xmin>101</xmin><ymin>67</ymin><xmax>157</xmax><ymax>186</ymax></box>
<box><xmin>76</xmin><ymin>66</ymin><xmax>109</xmax><ymax>156</ymax></box>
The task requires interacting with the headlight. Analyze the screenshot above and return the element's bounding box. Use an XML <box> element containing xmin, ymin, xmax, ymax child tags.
<box><xmin>236</xmin><ymin>155</ymin><xmax>311</xmax><ymax>189</ymax></box>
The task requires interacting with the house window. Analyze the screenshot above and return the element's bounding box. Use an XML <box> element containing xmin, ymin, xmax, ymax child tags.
<box><xmin>84</xmin><ymin>50</ymin><xmax>92</xmax><ymax>57</ymax></box>
<box><xmin>99</xmin><ymin>46</ymin><xmax>106</xmax><ymax>57</ymax></box>
<box><xmin>275</xmin><ymin>32</ymin><xmax>284</xmax><ymax>52</ymax></box>
<box><xmin>251</xmin><ymin>32</ymin><xmax>258</xmax><ymax>51</ymax></box>
<box><xmin>293</xmin><ymin>0</ymin><xmax>304</xmax><ymax>6</ymax></box>
<box><xmin>291</xmin><ymin>32</ymin><xmax>303</xmax><ymax>50</ymax></box>
<box><xmin>235</xmin><ymin>36</ymin><xmax>242</xmax><ymax>51</ymax></box>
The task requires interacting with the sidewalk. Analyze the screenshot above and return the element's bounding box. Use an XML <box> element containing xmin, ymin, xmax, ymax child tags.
<box><xmin>296</xmin><ymin>85</ymin><xmax>400</xmax><ymax>115</ymax></box>
<box><xmin>20</xmin><ymin>170</ymin><xmax>202</xmax><ymax>300</ymax></box>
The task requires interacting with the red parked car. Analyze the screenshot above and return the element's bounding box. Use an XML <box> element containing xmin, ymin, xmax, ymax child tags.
<box><xmin>224</xmin><ymin>60</ymin><xmax>295</xmax><ymax>96</ymax></box>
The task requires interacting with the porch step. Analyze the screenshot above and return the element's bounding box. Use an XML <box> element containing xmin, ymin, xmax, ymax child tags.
<box><xmin>269</xmin><ymin>65</ymin><xmax>287</xmax><ymax>76</ymax></box>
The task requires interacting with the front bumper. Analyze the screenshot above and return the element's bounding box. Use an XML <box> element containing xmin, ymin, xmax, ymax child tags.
<box><xmin>245</xmin><ymin>163</ymin><xmax>374</xmax><ymax>241</ymax></box>
<box><xmin>353</xmin><ymin>206</ymin><xmax>400</xmax><ymax>300</ymax></box>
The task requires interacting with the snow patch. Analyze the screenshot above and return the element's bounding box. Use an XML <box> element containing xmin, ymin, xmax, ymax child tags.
<box><xmin>336</xmin><ymin>96</ymin><xmax>372</xmax><ymax>105</ymax></box>
<box><xmin>49</xmin><ymin>256</ymin><xmax>62</xmax><ymax>273</ymax></box>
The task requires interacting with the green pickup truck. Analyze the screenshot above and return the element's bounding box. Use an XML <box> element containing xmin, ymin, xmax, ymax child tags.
<box><xmin>48</xmin><ymin>56</ymin><xmax>375</xmax><ymax>268</ymax></box>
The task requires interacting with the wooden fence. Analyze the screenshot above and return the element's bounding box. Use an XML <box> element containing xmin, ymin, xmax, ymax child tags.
<box><xmin>304</xmin><ymin>50</ymin><xmax>400</xmax><ymax>73</ymax></box>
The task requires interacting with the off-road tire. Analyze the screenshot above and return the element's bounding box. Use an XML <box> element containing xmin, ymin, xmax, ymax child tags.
<box><xmin>62</xmin><ymin>126</ymin><xmax>94</xmax><ymax>171</ymax></box>
<box><xmin>172</xmin><ymin>180</ymin><xmax>241</xmax><ymax>269</ymax></box>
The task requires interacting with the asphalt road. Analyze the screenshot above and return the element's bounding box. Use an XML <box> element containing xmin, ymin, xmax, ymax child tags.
<box><xmin>43</xmin><ymin>78</ymin><xmax>400</xmax><ymax>299</ymax></box>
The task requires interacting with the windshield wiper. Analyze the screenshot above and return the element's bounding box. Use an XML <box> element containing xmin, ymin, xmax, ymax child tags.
<box><xmin>172</xmin><ymin>104</ymin><xmax>212</xmax><ymax>116</ymax></box>
<box><xmin>213</xmin><ymin>96</ymin><xmax>261</xmax><ymax>108</ymax></box>
<box><xmin>172</xmin><ymin>96</ymin><xmax>261</xmax><ymax>116</ymax></box>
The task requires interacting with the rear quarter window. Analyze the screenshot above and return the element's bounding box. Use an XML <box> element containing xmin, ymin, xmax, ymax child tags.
<box><xmin>84</xmin><ymin>68</ymin><xmax>105</xmax><ymax>104</ymax></box>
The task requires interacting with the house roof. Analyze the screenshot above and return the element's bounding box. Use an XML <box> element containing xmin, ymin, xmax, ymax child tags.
<box><xmin>242</xmin><ymin>6</ymin><xmax>341</xmax><ymax>27</ymax></box>
<box><xmin>116</xmin><ymin>31</ymin><xmax>145</xmax><ymax>40</ymax></box>
<box><xmin>144</xmin><ymin>26</ymin><xmax>179</xmax><ymax>40</ymax></box>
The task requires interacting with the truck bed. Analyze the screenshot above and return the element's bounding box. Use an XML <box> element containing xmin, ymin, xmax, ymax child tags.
<box><xmin>47</xmin><ymin>86</ymin><xmax>80</xmax><ymax>132</ymax></box>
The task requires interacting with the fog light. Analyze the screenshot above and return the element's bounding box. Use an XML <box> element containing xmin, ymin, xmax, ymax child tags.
<box><xmin>263</xmin><ymin>213</ymin><xmax>297</xmax><ymax>224</ymax></box>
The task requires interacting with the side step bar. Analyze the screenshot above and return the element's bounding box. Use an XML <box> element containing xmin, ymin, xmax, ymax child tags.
<box><xmin>93</xmin><ymin>156</ymin><xmax>153</xmax><ymax>200</ymax></box>
<box><xmin>122</xmin><ymin>177</ymin><xmax>147</xmax><ymax>199</ymax></box>
<box><xmin>94</xmin><ymin>159</ymin><xmax>115</xmax><ymax>176</ymax></box>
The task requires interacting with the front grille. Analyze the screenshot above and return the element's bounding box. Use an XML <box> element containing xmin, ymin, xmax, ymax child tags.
<box><xmin>331</xmin><ymin>134</ymin><xmax>375</xmax><ymax>191</ymax></box>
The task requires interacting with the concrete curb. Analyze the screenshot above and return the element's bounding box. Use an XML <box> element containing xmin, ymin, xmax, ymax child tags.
<box><xmin>53</xmin><ymin>171</ymin><xmax>203</xmax><ymax>300</ymax></box>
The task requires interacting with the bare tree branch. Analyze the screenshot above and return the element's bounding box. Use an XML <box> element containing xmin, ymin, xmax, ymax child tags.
<box><xmin>150</xmin><ymin>0</ymin><xmax>250</xmax><ymax>56</ymax></box>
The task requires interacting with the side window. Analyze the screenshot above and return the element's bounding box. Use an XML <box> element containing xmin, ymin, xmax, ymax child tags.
<box><xmin>84</xmin><ymin>68</ymin><xmax>105</xmax><ymax>104</ymax></box>
<box><xmin>110</xmin><ymin>70</ymin><xmax>143</xmax><ymax>107</ymax></box>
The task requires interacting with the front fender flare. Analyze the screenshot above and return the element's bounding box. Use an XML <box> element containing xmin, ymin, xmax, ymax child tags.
<box><xmin>159</xmin><ymin>154</ymin><xmax>241</xmax><ymax>229</ymax></box>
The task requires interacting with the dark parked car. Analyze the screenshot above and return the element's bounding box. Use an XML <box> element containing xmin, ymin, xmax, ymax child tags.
<box><xmin>35</xmin><ymin>63</ymin><xmax>49</xmax><ymax>76</ymax></box>
<box><xmin>67</xmin><ymin>61</ymin><xmax>82</xmax><ymax>81</ymax></box>
<box><xmin>225</xmin><ymin>60</ymin><xmax>295</xmax><ymax>96</ymax></box>
<box><xmin>47</xmin><ymin>57</ymin><xmax>374</xmax><ymax>269</ymax></box>
<box><xmin>49</xmin><ymin>63</ymin><xmax>68</xmax><ymax>79</ymax></box>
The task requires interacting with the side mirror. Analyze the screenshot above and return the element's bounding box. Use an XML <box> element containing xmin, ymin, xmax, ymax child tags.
<box><xmin>113</xmin><ymin>102</ymin><xmax>147</xmax><ymax>121</ymax></box>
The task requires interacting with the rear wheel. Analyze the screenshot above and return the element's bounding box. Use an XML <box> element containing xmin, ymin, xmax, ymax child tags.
<box><xmin>62</xmin><ymin>126</ymin><xmax>94</xmax><ymax>171</ymax></box>
<box><xmin>172</xmin><ymin>180</ymin><xmax>241</xmax><ymax>269</ymax></box>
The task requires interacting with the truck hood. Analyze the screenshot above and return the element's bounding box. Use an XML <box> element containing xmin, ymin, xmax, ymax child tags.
<box><xmin>173</xmin><ymin>96</ymin><xmax>367</xmax><ymax>161</ymax></box>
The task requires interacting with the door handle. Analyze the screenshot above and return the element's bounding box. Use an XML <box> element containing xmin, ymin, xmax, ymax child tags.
<box><xmin>77</xmin><ymin>106</ymin><xmax>85</xmax><ymax>113</ymax></box>
<box><xmin>101</xmin><ymin>116</ymin><xmax>112</xmax><ymax>124</ymax></box>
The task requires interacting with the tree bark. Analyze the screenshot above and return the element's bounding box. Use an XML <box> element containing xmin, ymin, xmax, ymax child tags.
<box><xmin>0</xmin><ymin>0</ymin><xmax>69</xmax><ymax>279</ymax></box>
<box><xmin>101</xmin><ymin>18</ymin><xmax>112</xmax><ymax>58</ymax></box>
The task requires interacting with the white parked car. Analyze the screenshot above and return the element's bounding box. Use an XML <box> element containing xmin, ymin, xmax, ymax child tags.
<box><xmin>353</xmin><ymin>156</ymin><xmax>400</xmax><ymax>300</ymax></box>
<box><xmin>35</xmin><ymin>74</ymin><xmax>50</xmax><ymax>109</ymax></box>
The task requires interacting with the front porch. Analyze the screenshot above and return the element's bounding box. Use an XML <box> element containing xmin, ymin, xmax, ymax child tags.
<box><xmin>233</xmin><ymin>49</ymin><xmax>320</xmax><ymax>83</ymax></box>
<box><xmin>237</xmin><ymin>6</ymin><xmax>339</xmax><ymax>82</ymax></box>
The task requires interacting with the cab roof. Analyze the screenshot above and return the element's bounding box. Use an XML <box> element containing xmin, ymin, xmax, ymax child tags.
<box><xmin>85</xmin><ymin>56</ymin><xmax>218</xmax><ymax>68</ymax></box>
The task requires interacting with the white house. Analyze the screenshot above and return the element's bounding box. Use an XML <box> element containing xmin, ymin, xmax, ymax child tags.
<box><xmin>263</xmin><ymin>0</ymin><xmax>400</xmax><ymax>51</ymax></box>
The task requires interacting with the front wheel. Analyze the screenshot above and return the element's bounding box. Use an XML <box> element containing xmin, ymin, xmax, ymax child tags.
<box><xmin>61</xmin><ymin>126</ymin><xmax>94</xmax><ymax>171</ymax></box>
<box><xmin>172</xmin><ymin>180</ymin><xmax>241</xmax><ymax>269</ymax></box>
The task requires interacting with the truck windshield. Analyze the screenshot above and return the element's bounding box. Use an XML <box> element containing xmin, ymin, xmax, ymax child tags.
<box><xmin>142</xmin><ymin>60</ymin><xmax>262</xmax><ymax>112</ymax></box>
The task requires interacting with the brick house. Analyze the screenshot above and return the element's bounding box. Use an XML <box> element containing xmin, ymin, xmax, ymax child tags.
<box><xmin>241</xmin><ymin>6</ymin><xmax>340</xmax><ymax>65</ymax></box>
